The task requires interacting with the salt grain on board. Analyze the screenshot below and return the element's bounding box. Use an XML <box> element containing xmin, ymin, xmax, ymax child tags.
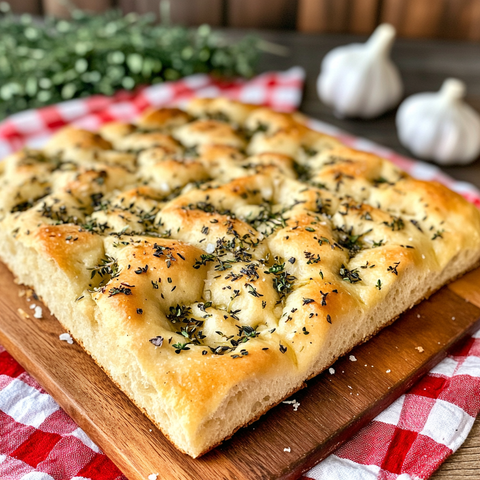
<box><xmin>59</xmin><ymin>333</ymin><xmax>73</xmax><ymax>344</ymax></box>
<box><xmin>283</xmin><ymin>399</ymin><xmax>300</xmax><ymax>411</ymax></box>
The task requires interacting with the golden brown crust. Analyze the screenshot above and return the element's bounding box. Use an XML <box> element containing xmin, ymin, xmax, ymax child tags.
<box><xmin>1</xmin><ymin>98</ymin><xmax>480</xmax><ymax>458</ymax></box>
<box><xmin>45</xmin><ymin>126</ymin><xmax>112</xmax><ymax>154</ymax></box>
<box><xmin>137</xmin><ymin>107</ymin><xmax>192</xmax><ymax>131</ymax></box>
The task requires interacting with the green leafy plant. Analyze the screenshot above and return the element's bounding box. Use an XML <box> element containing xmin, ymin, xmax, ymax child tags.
<box><xmin>0</xmin><ymin>1</ymin><xmax>260</xmax><ymax>116</ymax></box>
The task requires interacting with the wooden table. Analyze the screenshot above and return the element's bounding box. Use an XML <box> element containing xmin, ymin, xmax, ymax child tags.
<box><xmin>248</xmin><ymin>29</ymin><xmax>480</xmax><ymax>479</ymax></box>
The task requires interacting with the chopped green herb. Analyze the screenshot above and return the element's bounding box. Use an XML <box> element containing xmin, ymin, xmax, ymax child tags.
<box><xmin>432</xmin><ymin>229</ymin><xmax>444</xmax><ymax>240</ymax></box>
<box><xmin>339</xmin><ymin>264</ymin><xmax>362</xmax><ymax>283</ymax></box>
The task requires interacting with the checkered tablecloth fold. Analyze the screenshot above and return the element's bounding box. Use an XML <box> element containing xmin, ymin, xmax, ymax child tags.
<box><xmin>0</xmin><ymin>69</ymin><xmax>479</xmax><ymax>480</ymax></box>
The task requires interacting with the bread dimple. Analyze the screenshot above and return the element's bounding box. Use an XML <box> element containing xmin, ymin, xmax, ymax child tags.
<box><xmin>140</xmin><ymin>158</ymin><xmax>210</xmax><ymax>192</ymax></box>
<box><xmin>174</xmin><ymin>119</ymin><xmax>246</xmax><ymax>149</ymax></box>
<box><xmin>95</xmin><ymin>237</ymin><xmax>208</xmax><ymax>323</ymax></box>
<box><xmin>115</xmin><ymin>131</ymin><xmax>182</xmax><ymax>153</ymax></box>
<box><xmin>186</xmin><ymin>97</ymin><xmax>259</xmax><ymax>125</ymax></box>
<box><xmin>1</xmin><ymin>99</ymin><xmax>480</xmax><ymax>458</ymax></box>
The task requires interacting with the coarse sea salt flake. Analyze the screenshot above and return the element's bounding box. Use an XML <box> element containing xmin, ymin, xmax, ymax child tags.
<box><xmin>29</xmin><ymin>303</ymin><xmax>36</xmax><ymax>310</ymax></box>
<box><xmin>283</xmin><ymin>399</ymin><xmax>300</xmax><ymax>411</ymax></box>
<box><xmin>59</xmin><ymin>333</ymin><xmax>73</xmax><ymax>344</ymax></box>
<box><xmin>284</xmin><ymin>447</ymin><xmax>291</xmax><ymax>453</ymax></box>
<box><xmin>33</xmin><ymin>306</ymin><xmax>43</xmax><ymax>319</ymax></box>
<box><xmin>386</xmin><ymin>369</ymin><xmax>391</xmax><ymax>373</ymax></box>
<box><xmin>206</xmin><ymin>243</ymin><xmax>215</xmax><ymax>254</ymax></box>
<box><xmin>329</xmin><ymin>367</ymin><xmax>335</xmax><ymax>375</ymax></box>
<box><xmin>148</xmin><ymin>475</ymin><xmax>158</xmax><ymax>480</ymax></box>
<box><xmin>349</xmin><ymin>355</ymin><xmax>357</xmax><ymax>362</ymax></box>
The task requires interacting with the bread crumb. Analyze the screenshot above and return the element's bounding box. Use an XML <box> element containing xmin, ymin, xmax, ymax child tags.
<box><xmin>349</xmin><ymin>355</ymin><xmax>357</xmax><ymax>362</ymax></box>
<box><xmin>148</xmin><ymin>474</ymin><xmax>158</xmax><ymax>480</ymax></box>
<box><xmin>33</xmin><ymin>306</ymin><xmax>43</xmax><ymax>319</ymax></box>
<box><xmin>416</xmin><ymin>346</ymin><xmax>424</xmax><ymax>353</ymax></box>
<box><xmin>329</xmin><ymin>367</ymin><xmax>335</xmax><ymax>374</ymax></box>
<box><xmin>59</xmin><ymin>333</ymin><xmax>74</xmax><ymax>344</ymax></box>
<box><xmin>283</xmin><ymin>447</ymin><xmax>291</xmax><ymax>453</ymax></box>
<box><xmin>17</xmin><ymin>308</ymin><xmax>30</xmax><ymax>319</ymax></box>
<box><xmin>18</xmin><ymin>289</ymin><xmax>26</xmax><ymax>298</ymax></box>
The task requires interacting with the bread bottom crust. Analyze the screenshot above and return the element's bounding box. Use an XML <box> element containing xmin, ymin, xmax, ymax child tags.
<box><xmin>1</xmin><ymin>227</ymin><xmax>479</xmax><ymax>457</ymax></box>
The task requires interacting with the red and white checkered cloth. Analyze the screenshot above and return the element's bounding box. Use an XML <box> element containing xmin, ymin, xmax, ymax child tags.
<box><xmin>0</xmin><ymin>68</ymin><xmax>479</xmax><ymax>480</ymax></box>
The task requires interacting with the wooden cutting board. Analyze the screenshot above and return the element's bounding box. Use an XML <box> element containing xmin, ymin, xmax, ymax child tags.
<box><xmin>0</xmin><ymin>260</ymin><xmax>479</xmax><ymax>480</ymax></box>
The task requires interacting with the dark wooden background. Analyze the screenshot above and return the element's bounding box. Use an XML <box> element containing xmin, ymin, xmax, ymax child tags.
<box><xmin>10</xmin><ymin>0</ymin><xmax>480</xmax><ymax>41</ymax></box>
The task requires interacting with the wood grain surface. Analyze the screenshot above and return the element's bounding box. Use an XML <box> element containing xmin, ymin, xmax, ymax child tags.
<box><xmin>0</xmin><ymin>259</ymin><xmax>479</xmax><ymax>479</ymax></box>
<box><xmin>17</xmin><ymin>0</ymin><xmax>480</xmax><ymax>40</ymax></box>
<box><xmin>297</xmin><ymin>0</ymin><xmax>379</xmax><ymax>34</ymax></box>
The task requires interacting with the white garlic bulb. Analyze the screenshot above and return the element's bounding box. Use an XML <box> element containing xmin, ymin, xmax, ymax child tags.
<box><xmin>396</xmin><ymin>79</ymin><xmax>480</xmax><ymax>165</ymax></box>
<box><xmin>317</xmin><ymin>24</ymin><xmax>403</xmax><ymax>119</ymax></box>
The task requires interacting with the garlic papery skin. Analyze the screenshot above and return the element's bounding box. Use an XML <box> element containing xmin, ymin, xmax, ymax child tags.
<box><xmin>396</xmin><ymin>78</ymin><xmax>480</xmax><ymax>165</ymax></box>
<box><xmin>317</xmin><ymin>24</ymin><xmax>403</xmax><ymax>119</ymax></box>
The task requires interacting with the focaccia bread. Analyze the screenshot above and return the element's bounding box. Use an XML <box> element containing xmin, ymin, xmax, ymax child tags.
<box><xmin>1</xmin><ymin>98</ymin><xmax>480</xmax><ymax>458</ymax></box>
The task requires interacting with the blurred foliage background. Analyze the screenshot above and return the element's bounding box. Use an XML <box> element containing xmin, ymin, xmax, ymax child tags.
<box><xmin>0</xmin><ymin>1</ymin><xmax>260</xmax><ymax>116</ymax></box>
